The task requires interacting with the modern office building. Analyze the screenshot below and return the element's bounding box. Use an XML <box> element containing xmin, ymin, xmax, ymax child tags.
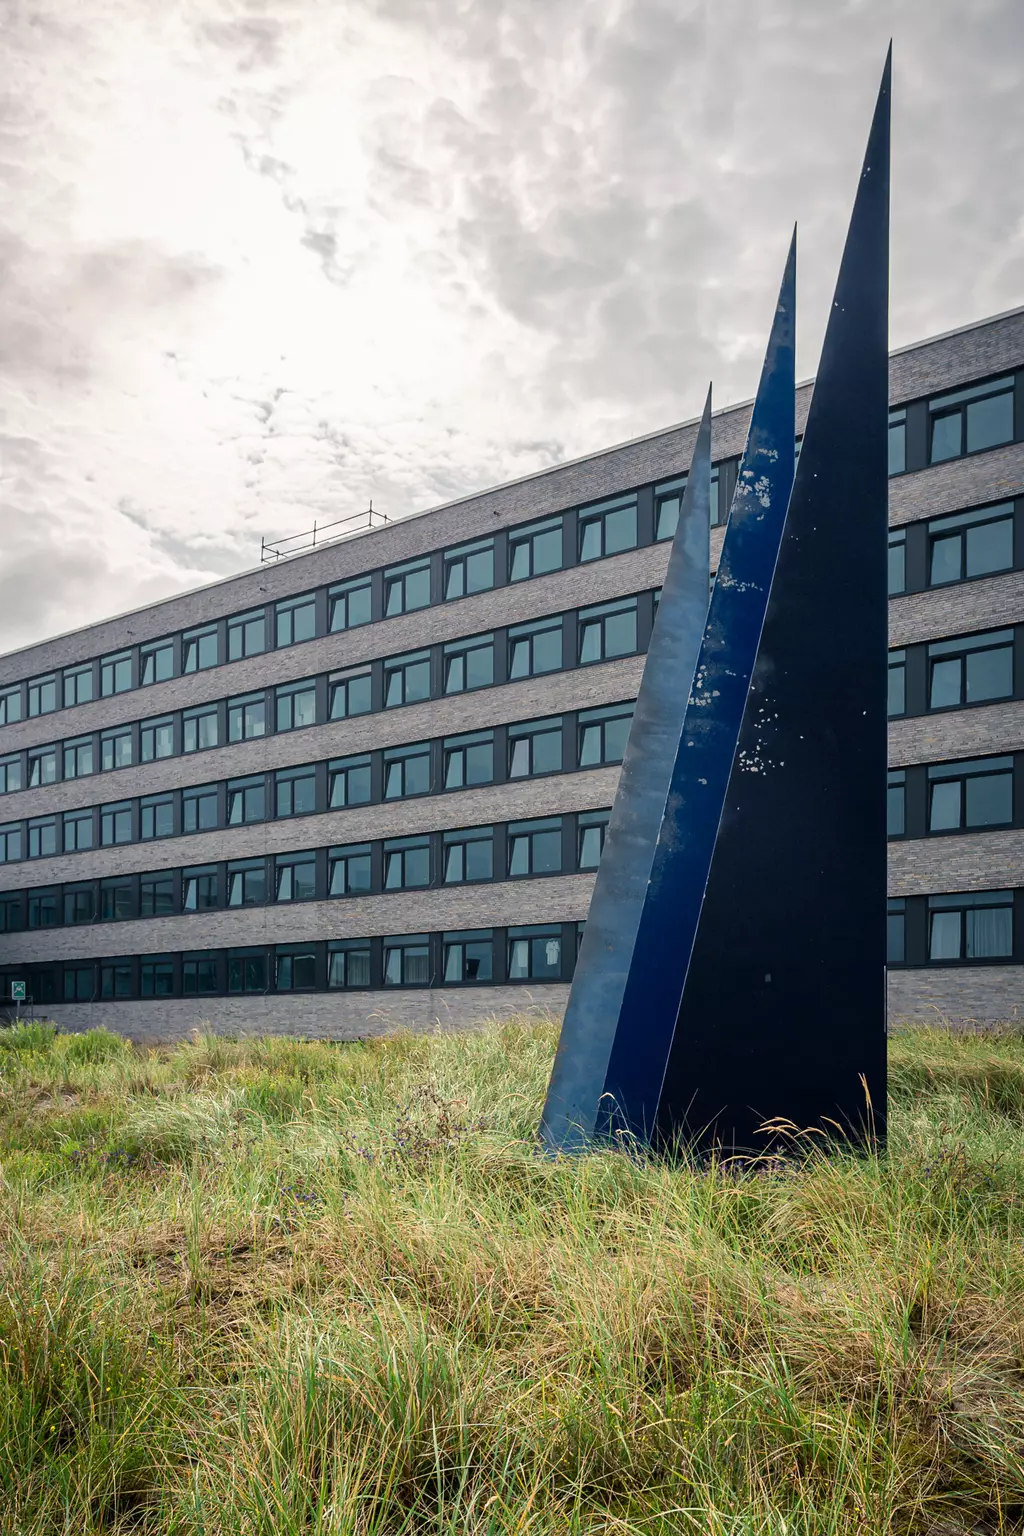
<box><xmin>0</xmin><ymin>308</ymin><xmax>1022</xmax><ymax>1040</ymax></box>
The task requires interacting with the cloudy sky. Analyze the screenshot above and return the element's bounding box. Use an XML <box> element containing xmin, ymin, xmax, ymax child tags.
<box><xmin>1</xmin><ymin>0</ymin><xmax>1021</xmax><ymax>653</ymax></box>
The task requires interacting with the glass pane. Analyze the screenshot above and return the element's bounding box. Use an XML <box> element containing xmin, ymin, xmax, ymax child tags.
<box><xmin>656</xmin><ymin>496</ymin><xmax>680</xmax><ymax>542</ymax></box>
<box><xmin>966</xmin><ymin>392</ymin><xmax>1013</xmax><ymax>453</ymax></box>
<box><xmin>579</xmin><ymin>826</ymin><xmax>603</xmax><ymax>868</ymax></box>
<box><xmin>406</xmin><ymin>568</ymin><xmax>431</xmax><ymax>610</ymax></box>
<box><xmin>929</xmin><ymin>780</ymin><xmax>961</xmax><ymax>832</ymax></box>
<box><xmin>533</xmin><ymin>629</ymin><xmax>561</xmax><ymax>673</ymax></box>
<box><xmin>888</xmin><ymin>539</ymin><xmax>906</xmax><ymax>595</ymax></box>
<box><xmin>532</xmin><ymin>936</ymin><xmax>561</xmax><ymax>978</ymax></box>
<box><xmin>533</xmin><ymin>730</ymin><xmax>562</xmax><ymax>775</ymax></box>
<box><xmin>929</xmin><ymin>910</ymin><xmax>961</xmax><ymax>961</ymax></box>
<box><xmin>929</xmin><ymin>534</ymin><xmax>961</xmax><ymax>586</ymax></box>
<box><xmin>965</xmin><ymin>519</ymin><xmax>1013</xmax><ymax>578</ymax></box>
<box><xmin>384</xmin><ymin>949</ymin><xmax>402</xmax><ymax>985</ymax></box>
<box><xmin>579</xmin><ymin>723</ymin><xmax>601</xmax><ymax>766</ymax></box>
<box><xmin>509</xmin><ymin>639</ymin><xmax>530</xmax><ymax>680</ymax></box>
<box><xmin>965</xmin><ymin>646</ymin><xmax>1012</xmax><ymax>703</ymax></box>
<box><xmin>533</xmin><ymin>528</ymin><xmax>562</xmax><ymax>574</ymax></box>
<box><xmin>465</xmin><ymin>548</ymin><xmax>493</xmax><ymax>593</ymax></box>
<box><xmin>465</xmin><ymin>840</ymin><xmax>492</xmax><ymax>881</ymax></box>
<box><xmin>466</xmin><ymin>742</ymin><xmax>492</xmax><ymax>784</ymax></box>
<box><xmin>444</xmin><ymin>845</ymin><xmax>465</xmax><ymax>882</ymax></box>
<box><xmin>508</xmin><ymin>940</ymin><xmax>529</xmax><ymax>979</ymax></box>
<box><xmin>579</xmin><ymin>521</ymin><xmax>603</xmax><ymax>562</ymax></box>
<box><xmin>533</xmin><ymin>829</ymin><xmax>561</xmax><ymax>873</ymax></box>
<box><xmin>965</xmin><ymin>771</ymin><xmax>1013</xmax><ymax>827</ymax></box>
<box><xmin>965</xmin><ymin>906</ymin><xmax>1012</xmax><ymax>959</ymax></box>
<box><xmin>930</xmin><ymin>411</ymin><xmax>961</xmax><ymax>463</ymax></box>
<box><xmin>605</xmin><ymin>505</ymin><xmax>637</xmax><ymax>555</ymax></box>
<box><xmin>888</xmin><ymin>420</ymin><xmax>906</xmax><ymax>476</ymax></box>
<box><xmin>579</xmin><ymin>622</ymin><xmax>601</xmax><ymax>665</ymax></box>
<box><xmin>465</xmin><ymin>645</ymin><xmax>493</xmax><ymax>690</ymax></box>
<box><xmin>929</xmin><ymin>658</ymin><xmax>961</xmax><ymax>710</ymax></box>
<box><xmin>887</xmin><ymin>783</ymin><xmax>905</xmax><ymax>836</ymax></box>
<box><xmin>603</xmin><ymin>610</ymin><xmax>637</xmax><ymax>657</ymax></box>
<box><xmin>508</xmin><ymin>837</ymin><xmax>529</xmax><ymax>877</ymax></box>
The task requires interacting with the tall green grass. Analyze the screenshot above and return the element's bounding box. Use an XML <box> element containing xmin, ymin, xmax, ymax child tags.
<box><xmin>1</xmin><ymin>1017</ymin><xmax>1023</xmax><ymax>1534</ymax></box>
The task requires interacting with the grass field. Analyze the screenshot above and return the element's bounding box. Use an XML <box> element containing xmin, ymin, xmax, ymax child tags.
<box><xmin>1</xmin><ymin>1016</ymin><xmax>1023</xmax><ymax>1535</ymax></box>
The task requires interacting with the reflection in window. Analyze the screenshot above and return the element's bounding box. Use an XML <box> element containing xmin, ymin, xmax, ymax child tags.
<box><xmin>444</xmin><ymin>730</ymin><xmax>494</xmax><ymax>790</ymax></box>
<box><xmin>0</xmin><ymin>756</ymin><xmax>22</xmax><ymax>795</ymax></box>
<box><xmin>888</xmin><ymin>651</ymin><xmax>906</xmax><ymax>718</ymax></box>
<box><xmin>579</xmin><ymin>494</ymin><xmax>638</xmax><ymax>562</ymax></box>
<box><xmin>384</xmin><ymin>742</ymin><xmax>430</xmax><ymax>799</ymax></box>
<box><xmin>227</xmin><ymin>693</ymin><xmax>266</xmax><ymax>742</ymax></box>
<box><xmin>578</xmin><ymin>598</ymin><xmax>638</xmax><ymax>664</ymax></box>
<box><xmin>101</xmin><ymin>728</ymin><xmax>133</xmax><ymax>771</ymax></box>
<box><xmin>276</xmin><ymin>946</ymin><xmax>317</xmax><ymax>990</ymax></box>
<box><xmin>888</xmin><ymin>530</ymin><xmax>906</xmax><ymax>595</ymax></box>
<box><xmin>927</xmin><ymin>757</ymin><xmax>1013</xmax><ymax>833</ymax></box>
<box><xmin>63</xmin><ymin>738</ymin><xmax>94</xmax><ymax>780</ymax></box>
<box><xmin>928</xmin><ymin>630</ymin><xmax>1013</xmax><ymax>710</ymax></box>
<box><xmin>27</xmin><ymin>674</ymin><xmax>57</xmax><ymax>717</ymax></box>
<box><xmin>28</xmin><ymin>748</ymin><xmax>56</xmax><ymax>787</ymax></box>
<box><xmin>887</xmin><ymin>899</ymin><xmax>905</xmax><ymax>963</ymax></box>
<box><xmin>228</xmin><ymin>950</ymin><xmax>267</xmax><ymax>993</ymax></box>
<box><xmin>444</xmin><ymin>538</ymin><xmax>494</xmax><ymax>600</ymax></box>
<box><xmin>228</xmin><ymin>609</ymin><xmax>266</xmax><ymax>661</ymax></box>
<box><xmin>276</xmin><ymin>593</ymin><xmax>316</xmax><ymax>648</ymax></box>
<box><xmin>183</xmin><ymin>867</ymin><xmax>219</xmax><ymax>912</ymax></box>
<box><xmin>384</xmin><ymin>651</ymin><xmax>431</xmax><ymax>709</ymax></box>
<box><xmin>329</xmin><ymin>755</ymin><xmax>371</xmax><ymax>809</ymax></box>
<box><xmin>63</xmin><ymin>665</ymin><xmax>94</xmax><ymax>708</ymax></box>
<box><xmin>275</xmin><ymin>852</ymin><xmax>316</xmax><ymax>902</ymax></box>
<box><xmin>140</xmin><ymin>794</ymin><xmax>173</xmax><ymax>840</ymax></box>
<box><xmin>183</xmin><ymin>624</ymin><xmax>218</xmax><ymax>673</ymax></box>
<box><xmin>928</xmin><ymin>503</ymin><xmax>1014</xmax><ymax>586</ymax></box>
<box><xmin>509</xmin><ymin>617</ymin><xmax>561</xmax><ymax>679</ymax></box>
<box><xmin>579</xmin><ymin>704</ymin><xmax>633</xmax><ymax>767</ymax></box>
<box><xmin>227</xmin><ymin>861</ymin><xmax>266</xmax><ymax>907</ymax></box>
<box><xmin>443</xmin><ymin>826</ymin><xmax>493</xmax><ymax>884</ymax></box>
<box><xmin>329</xmin><ymin>844</ymin><xmax>371</xmax><ymax>897</ymax></box>
<box><xmin>101</xmin><ymin>803</ymin><xmax>132</xmax><ymax>846</ymax></box>
<box><xmin>0</xmin><ymin>687</ymin><xmax>22</xmax><ymax>726</ymax></box>
<box><xmin>509</xmin><ymin>516</ymin><xmax>563</xmax><ymax>582</ymax></box>
<box><xmin>100</xmin><ymin>879</ymin><xmax>135</xmax><ymax>922</ymax></box>
<box><xmin>578</xmin><ymin>810</ymin><xmax>610</xmax><ymax>869</ymax></box>
<box><xmin>140</xmin><ymin>716</ymin><xmax>174</xmax><ymax>762</ymax></box>
<box><xmin>887</xmin><ymin>770</ymin><xmax>906</xmax><ymax>837</ymax></box>
<box><xmin>227</xmin><ymin>776</ymin><xmax>265</xmax><ymax>825</ymax></box>
<box><xmin>444</xmin><ymin>633</ymin><xmax>494</xmax><ymax>694</ymax></box>
<box><xmin>929</xmin><ymin>376</ymin><xmax>1014</xmax><ymax>463</ymax></box>
<box><xmin>140</xmin><ymin>642</ymin><xmax>173</xmax><ymax>686</ymax></box>
<box><xmin>100</xmin><ymin>652</ymin><xmax>132</xmax><ymax>697</ymax></box>
<box><xmin>384</xmin><ymin>559</ymin><xmax>430</xmax><ymax>617</ymax></box>
<box><xmin>384</xmin><ymin>835</ymin><xmax>430</xmax><ymax>890</ymax></box>
<box><xmin>888</xmin><ymin>409</ymin><xmax>906</xmax><ymax>475</ymax></box>
<box><xmin>928</xmin><ymin>890</ymin><xmax>1013</xmax><ymax>961</ymax></box>
<box><xmin>508</xmin><ymin>817</ymin><xmax>562</xmax><ymax>877</ymax></box>
<box><xmin>329</xmin><ymin>578</ymin><xmax>372</xmax><ymax>633</ymax></box>
<box><xmin>329</xmin><ymin>668</ymin><xmax>372</xmax><ymax>720</ymax></box>
<box><xmin>183</xmin><ymin>784</ymin><xmax>219</xmax><ymax>834</ymax></box>
<box><xmin>508</xmin><ymin>717</ymin><xmax>562</xmax><ymax>779</ymax></box>
<box><xmin>276</xmin><ymin>679</ymin><xmax>317</xmax><ymax>732</ymax></box>
<box><xmin>183</xmin><ymin>706</ymin><xmax>218</xmax><ymax>754</ymax></box>
<box><xmin>276</xmin><ymin>766</ymin><xmax>316</xmax><ymax>818</ymax></box>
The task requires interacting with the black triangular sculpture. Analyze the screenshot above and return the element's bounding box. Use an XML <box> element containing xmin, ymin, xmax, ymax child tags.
<box><xmin>653</xmin><ymin>52</ymin><xmax>891</xmax><ymax>1154</ymax></box>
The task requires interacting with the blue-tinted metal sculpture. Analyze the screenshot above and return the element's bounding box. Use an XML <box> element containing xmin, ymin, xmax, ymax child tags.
<box><xmin>541</xmin><ymin>52</ymin><xmax>890</xmax><ymax>1155</ymax></box>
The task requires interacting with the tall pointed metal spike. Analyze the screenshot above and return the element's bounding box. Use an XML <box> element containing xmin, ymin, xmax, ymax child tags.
<box><xmin>655</xmin><ymin>55</ymin><xmax>891</xmax><ymax>1154</ymax></box>
<box><xmin>599</xmin><ymin>233</ymin><xmax>797</xmax><ymax>1143</ymax></box>
<box><xmin>538</xmin><ymin>388</ymin><xmax>713</xmax><ymax>1154</ymax></box>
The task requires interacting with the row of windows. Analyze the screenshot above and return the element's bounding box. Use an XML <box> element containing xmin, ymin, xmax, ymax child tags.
<box><xmin>888</xmin><ymin>626</ymin><xmax>1022</xmax><ymax>718</ymax></box>
<box><xmin>887</xmin><ymin>372</ymin><xmax>1020</xmax><ymax>476</ymax></box>
<box><xmin>0</xmin><ymin>596</ymin><xmax>654</xmax><ymax>797</ymax></box>
<box><xmin>887</xmin><ymin>754</ymin><xmax>1021</xmax><ymax>838</ymax></box>
<box><xmin>0</xmin><ymin>808</ymin><xmax>612</xmax><ymax>933</ymax></box>
<box><xmin>0</xmin><ymin>703</ymin><xmax>631</xmax><ymax>867</ymax></box>
<box><xmin>887</xmin><ymin>498</ymin><xmax>1021</xmax><ymax>595</ymax></box>
<box><xmin>0</xmin><ymin>923</ymin><xmax>586</xmax><ymax>1006</ymax></box>
<box><xmin>0</xmin><ymin>470</ymin><xmax>736</xmax><ymax>729</ymax></box>
<box><xmin>5</xmin><ymin>366</ymin><xmax>1017</xmax><ymax>732</ymax></box>
<box><xmin>887</xmin><ymin>889</ymin><xmax>1021</xmax><ymax>966</ymax></box>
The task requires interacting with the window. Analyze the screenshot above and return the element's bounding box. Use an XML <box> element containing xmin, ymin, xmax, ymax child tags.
<box><xmin>183</xmin><ymin>704</ymin><xmax>218</xmax><ymax>754</ymax></box>
<box><xmin>655</xmin><ymin>475</ymin><xmax>705</xmax><ymax>542</ymax></box>
<box><xmin>100</xmin><ymin>652</ymin><xmax>132</xmax><ymax>697</ymax></box>
<box><xmin>64</xmin><ymin>885</ymin><xmax>96</xmax><ymax>925</ymax></box>
<box><xmin>0</xmin><ymin>893</ymin><xmax>22</xmax><ymax>933</ymax></box>
<box><xmin>928</xmin><ymin>757</ymin><xmax>1013</xmax><ymax>833</ymax></box>
<box><xmin>27</xmin><ymin>817</ymin><xmax>56</xmax><ymax>859</ymax></box>
<box><xmin>329</xmin><ymin>754</ymin><xmax>372</xmax><ymax>809</ymax></box>
<box><xmin>63</xmin><ymin>665</ymin><xmax>94</xmax><ymax>708</ymax></box>
<box><xmin>63</xmin><ymin>810</ymin><xmax>94</xmax><ymax>853</ymax></box>
<box><xmin>140</xmin><ymin>958</ymin><xmax>175</xmax><ymax>998</ymax></box>
<box><xmin>443</xmin><ymin>826</ymin><xmax>493</xmax><ymax>884</ymax></box>
<box><xmin>329</xmin><ymin>843</ymin><xmax>372</xmax><ymax>897</ymax></box>
<box><xmin>276</xmin><ymin>946</ymin><xmax>317</xmax><ymax>991</ymax></box>
<box><xmin>275</xmin><ymin>851</ymin><xmax>316</xmax><ymax>902</ymax></box>
<box><xmin>63</xmin><ymin>737</ymin><xmax>94</xmax><ymax>779</ymax></box>
<box><xmin>444</xmin><ymin>730</ymin><xmax>494</xmax><ymax>790</ymax></box>
<box><xmin>928</xmin><ymin>890</ymin><xmax>1013</xmax><ymax>961</ymax></box>
<box><xmin>276</xmin><ymin>593</ymin><xmax>316</xmax><ymax>648</ymax></box>
<box><xmin>887</xmin><ymin>771</ymin><xmax>906</xmax><ymax>837</ymax></box>
<box><xmin>0</xmin><ymin>824</ymin><xmax>22</xmax><ymax>863</ymax></box>
<box><xmin>28</xmin><ymin>674</ymin><xmax>57</xmax><ymax>716</ymax></box>
<box><xmin>0</xmin><ymin>755</ymin><xmax>22</xmax><ymax>795</ymax></box>
<box><xmin>183</xmin><ymin>867</ymin><xmax>220</xmax><ymax>913</ymax></box>
<box><xmin>0</xmin><ymin>686</ymin><xmax>23</xmax><ymax>726</ymax></box>
<box><xmin>384</xmin><ymin>558</ymin><xmax>431</xmax><ymax>617</ymax></box>
<box><xmin>140</xmin><ymin>876</ymin><xmax>174</xmax><ymax>918</ymax></box>
<box><xmin>579</xmin><ymin>494</ymin><xmax>638</xmax><ymax>562</ymax></box>
<box><xmin>578</xmin><ymin>810</ymin><xmax>610</xmax><ymax>869</ymax></box>
<box><xmin>443</xmin><ymin>929</ymin><xmax>493</xmax><ymax>983</ymax></box>
<box><xmin>383</xmin><ymin>934</ymin><xmax>430</xmax><ymax>986</ymax></box>
<box><xmin>329</xmin><ymin>668</ymin><xmax>372</xmax><ymax>720</ymax></box>
<box><xmin>100</xmin><ymin>878</ymin><xmax>135</xmax><ymax>922</ymax></box>
<box><xmin>140</xmin><ymin>641</ymin><xmax>174</xmax><ymax>686</ymax></box>
<box><xmin>183</xmin><ymin>952</ymin><xmax>218</xmax><ymax>995</ymax></box>
<box><xmin>888</xmin><ymin>531</ymin><xmax>906</xmax><ymax>595</ymax></box>
<box><xmin>508</xmin><ymin>717</ymin><xmax>563</xmax><ymax>778</ymax></box>
<box><xmin>101</xmin><ymin>961</ymin><xmax>133</xmax><ymax>999</ymax></box>
<box><xmin>329</xmin><ymin>577</ymin><xmax>372</xmax><ymax>633</ymax></box>
<box><xmin>140</xmin><ymin>794</ymin><xmax>174</xmax><ymax>840</ymax></box>
<box><xmin>183</xmin><ymin>624</ymin><xmax>218</xmax><ymax>673</ymax></box>
<box><xmin>508</xmin><ymin>817</ymin><xmax>562</xmax><ymax>877</ymax></box>
<box><xmin>888</xmin><ymin>651</ymin><xmax>906</xmax><ymax>717</ymax></box>
<box><xmin>929</xmin><ymin>376</ymin><xmax>1014</xmax><ymax>464</ymax></box>
<box><xmin>183</xmin><ymin>784</ymin><xmax>219</xmax><ymax>834</ymax></box>
<box><xmin>384</xmin><ymin>835</ymin><xmax>430</xmax><ymax>890</ymax></box>
<box><xmin>443</xmin><ymin>633</ymin><xmax>494</xmax><ymax>694</ymax></box>
<box><xmin>887</xmin><ymin>899</ymin><xmax>905</xmax><ymax>963</ymax></box>
<box><xmin>101</xmin><ymin>802</ymin><xmax>133</xmax><ymax>846</ymax></box>
<box><xmin>444</xmin><ymin>538</ymin><xmax>494</xmax><ymax>600</ymax></box>
<box><xmin>579</xmin><ymin>703</ymin><xmax>633</xmax><ymax>767</ymax></box>
<box><xmin>276</xmin><ymin>679</ymin><xmax>317</xmax><ymax>732</ymax></box>
<box><xmin>140</xmin><ymin>715</ymin><xmax>174</xmax><ymax>762</ymax></box>
<box><xmin>101</xmin><ymin>728</ymin><xmax>133</xmax><ymax>771</ymax></box>
<box><xmin>227</xmin><ymin>776</ymin><xmax>265</xmax><ymax>826</ymax></box>
<box><xmin>928</xmin><ymin>503</ymin><xmax>1014</xmax><ymax>586</ymax></box>
<box><xmin>384</xmin><ymin>650</ymin><xmax>431</xmax><ymax>708</ymax></box>
<box><xmin>276</xmin><ymin>766</ymin><xmax>316</xmax><ymax>818</ymax></box>
<box><xmin>227</xmin><ymin>948</ymin><xmax>267</xmax><ymax>991</ymax></box>
<box><xmin>888</xmin><ymin>409</ymin><xmax>907</xmax><ymax>475</ymax></box>
<box><xmin>509</xmin><ymin>516</ymin><xmax>563</xmax><ymax>581</ymax></box>
<box><xmin>384</xmin><ymin>742</ymin><xmax>431</xmax><ymax>799</ymax></box>
<box><xmin>579</xmin><ymin>597</ymin><xmax>638</xmax><ymax>664</ymax></box>
<box><xmin>508</xmin><ymin>617</ymin><xmax>562</xmax><ymax>679</ymax></box>
<box><xmin>508</xmin><ymin>925</ymin><xmax>562</xmax><ymax>981</ymax></box>
<box><xmin>228</xmin><ymin>608</ymin><xmax>266</xmax><ymax>661</ymax></box>
<box><xmin>928</xmin><ymin>630</ymin><xmax>1013</xmax><ymax>710</ymax></box>
<box><xmin>28</xmin><ymin>747</ymin><xmax>57</xmax><ymax>787</ymax></box>
<box><xmin>228</xmin><ymin>860</ymin><xmax>266</xmax><ymax>907</ymax></box>
<box><xmin>228</xmin><ymin>693</ymin><xmax>266</xmax><ymax>742</ymax></box>
<box><xmin>63</xmin><ymin>965</ymin><xmax>95</xmax><ymax>1002</ymax></box>
<box><xmin>27</xmin><ymin>889</ymin><xmax>57</xmax><ymax>927</ymax></box>
<box><xmin>328</xmin><ymin>941</ymin><xmax>371</xmax><ymax>988</ymax></box>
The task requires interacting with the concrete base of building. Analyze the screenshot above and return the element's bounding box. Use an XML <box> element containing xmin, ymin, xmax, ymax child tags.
<box><xmin>887</xmin><ymin>966</ymin><xmax>1022</xmax><ymax>1028</ymax></box>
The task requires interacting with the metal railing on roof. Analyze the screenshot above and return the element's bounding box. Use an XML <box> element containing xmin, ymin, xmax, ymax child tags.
<box><xmin>260</xmin><ymin>503</ymin><xmax>389</xmax><ymax>564</ymax></box>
